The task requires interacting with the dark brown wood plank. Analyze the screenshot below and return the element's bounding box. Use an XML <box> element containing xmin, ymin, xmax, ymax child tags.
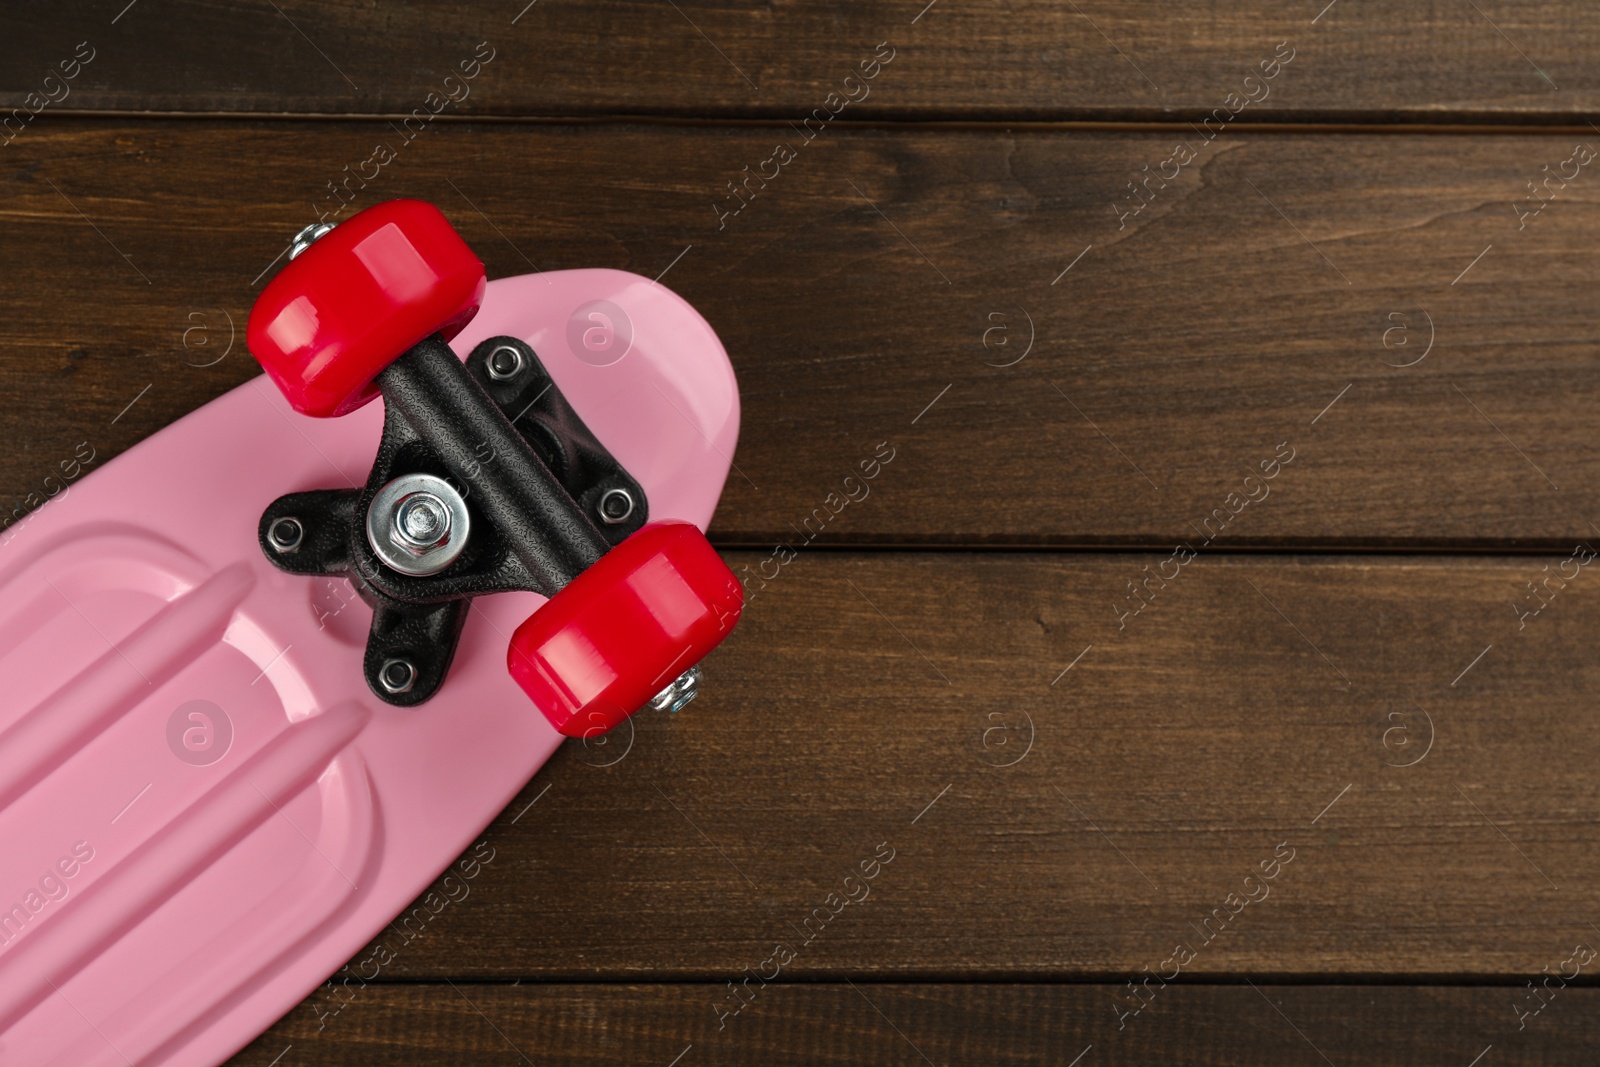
<box><xmin>3</xmin><ymin>1</ymin><xmax>1599</xmax><ymax>123</ymax></box>
<box><xmin>5</xmin><ymin>121</ymin><xmax>1599</xmax><ymax>548</ymax></box>
<box><xmin>225</xmin><ymin>982</ymin><xmax>1600</xmax><ymax>1066</ymax></box>
<box><xmin>231</xmin><ymin>550</ymin><xmax>1600</xmax><ymax>980</ymax></box>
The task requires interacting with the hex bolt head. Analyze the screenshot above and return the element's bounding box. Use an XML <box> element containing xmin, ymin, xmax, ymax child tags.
<box><xmin>366</xmin><ymin>473</ymin><xmax>471</xmax><ymax>577</ymax></box>
<box><xmin>395</xmin><ymin>493</ymin><xmax>450</xmax><ymax>550</ymax></box>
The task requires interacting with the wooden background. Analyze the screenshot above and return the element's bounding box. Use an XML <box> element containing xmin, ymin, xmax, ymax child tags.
<box><xmin>7</xmin><ymin>0</ymin><xmax>1600</xmax><ymax>1062</ymax></box>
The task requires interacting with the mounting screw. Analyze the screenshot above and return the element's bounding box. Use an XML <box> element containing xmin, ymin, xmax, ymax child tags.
<box><xmin>648</xmin><ymin>666</ymin><xmax>701</xmax><ymax>713</ymax></box>
<box><xmin>378</xmin><ymin>658</ymin><xmax>417</xmax><ymax>695</ymax></box>
<box><xmin>267</xmin><ymin>516</ymin><xmax>304</xmax><ymax>552</ymax></box>
<box><xmin>289</xmin><ymin>222</ymin><xmax>335</xmax><ymax>260</ymax></box>
<box><xmin>486</xmin><ymin>344</ymin><xmax>526</xmax><ymax>381</ymax></box>
<box><xmin>597</xmin><ymin>487</ymin><xmax>635</xmax><ymax>526</ymax></box>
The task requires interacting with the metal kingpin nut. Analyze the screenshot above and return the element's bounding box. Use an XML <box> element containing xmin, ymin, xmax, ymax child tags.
<box><xmin>289</xmin><ymin>222</ymin><xmax>336</xmax><ymax>260</ymax></box>
<box><xmin>366</xmin><ymin>473</ymin><xmax>472</xmax><ymax>577</ymax></box>
<box><xmin>395</xmin><ymin>493</ymin><xmax>450</xmax><ymax>550</ymax></box>
<box><xmin>648</xmin><ymin>666</ymin><xmax>702</xmax><ymax>713</ymax></box>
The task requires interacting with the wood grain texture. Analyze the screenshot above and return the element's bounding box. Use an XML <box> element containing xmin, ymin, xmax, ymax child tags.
<box><xmin>224</xmin><ymin>982</ymin><xmax>1600</xmax><ymax>1066</ymax></box>
<box><xmin>5</xmin><ymin>8</ymin><xmax>1600</xmax><ymax>1065</ymax></box>
<box><xmin>3</xmin><ymin>1</ymin><xmax>1599</xmax><ymax>123</ymax></box>
<box><xmin>5</xmin><ymin>121</ymin><xmax>1600</xmax><ymax>548</ymax></box>
<box><xmin>215</xmin><ymin>550</ymin><xmax>1600</xmax><ymax>982</ymax></box>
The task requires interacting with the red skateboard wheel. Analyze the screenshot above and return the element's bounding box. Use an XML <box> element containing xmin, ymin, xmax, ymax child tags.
<box><xmin>508</xmin><ymin>522</ymin><xmax>745</xmax><ymax>738</ymax></box>
<box><xmin>247</xmin><ymin>200</ymin><xmax>486</xmax><ymax>417</ymax></box>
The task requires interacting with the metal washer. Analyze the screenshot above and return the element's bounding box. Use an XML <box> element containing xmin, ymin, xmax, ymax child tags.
<box><xmin>366</xmin><ymin>473</ymin><xmax>471</xmax><ymax>577</ymax></box>
<box><xmin>486</xmin><ymin>343</ymin><xmax>526</xmax><ymax>381</ymax></box>
<box><xmin>378</xmin><ymin>658</ymin><xmax>418</xmax><ymax>695</ymax></box>
<box><xmin>597</xmin><ymin>486</ymin><xmax>635</xmax><ymax>525</ymax></box>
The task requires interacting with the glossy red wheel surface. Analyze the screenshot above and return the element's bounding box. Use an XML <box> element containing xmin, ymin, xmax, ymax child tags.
<box><xmin>247</xmin><ymin>200</ymin><xmax>486</xmax><ymax>417</ymax></box>
<box><xmin>508</xmin><ymin>522</ymin><xmax>745</xmax><ymax>738</ymax></box>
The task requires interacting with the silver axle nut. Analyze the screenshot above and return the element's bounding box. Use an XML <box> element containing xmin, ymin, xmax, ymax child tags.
<box><xmin>366</xmin><ymin>473</ymin><xmax>471</xmax><ymax>577</ymax></box>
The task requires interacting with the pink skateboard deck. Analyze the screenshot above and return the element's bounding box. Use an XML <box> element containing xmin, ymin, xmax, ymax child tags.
<box><xmin>0</xmin><ymin>268</ymin><xmax>739</xmax><ymax>1065</ymax></box>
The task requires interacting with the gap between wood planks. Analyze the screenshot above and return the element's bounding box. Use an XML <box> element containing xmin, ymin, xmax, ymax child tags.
<box><xmin>26</xmin><ymin>109</ymin><xmax>1600</xmax><ymax>137</ymax></box>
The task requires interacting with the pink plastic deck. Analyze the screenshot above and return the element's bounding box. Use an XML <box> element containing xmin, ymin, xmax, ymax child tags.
<box><xmin>0</xmin><ymin>268</ymin><xmax>739</xmax><ymax>1066</ymax></box>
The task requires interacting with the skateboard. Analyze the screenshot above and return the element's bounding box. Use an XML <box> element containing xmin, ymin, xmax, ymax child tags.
<box><xmin>0</xmin><ymin>200</ymin><xmax>744</xmax><ymax>1065</ymax></box>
